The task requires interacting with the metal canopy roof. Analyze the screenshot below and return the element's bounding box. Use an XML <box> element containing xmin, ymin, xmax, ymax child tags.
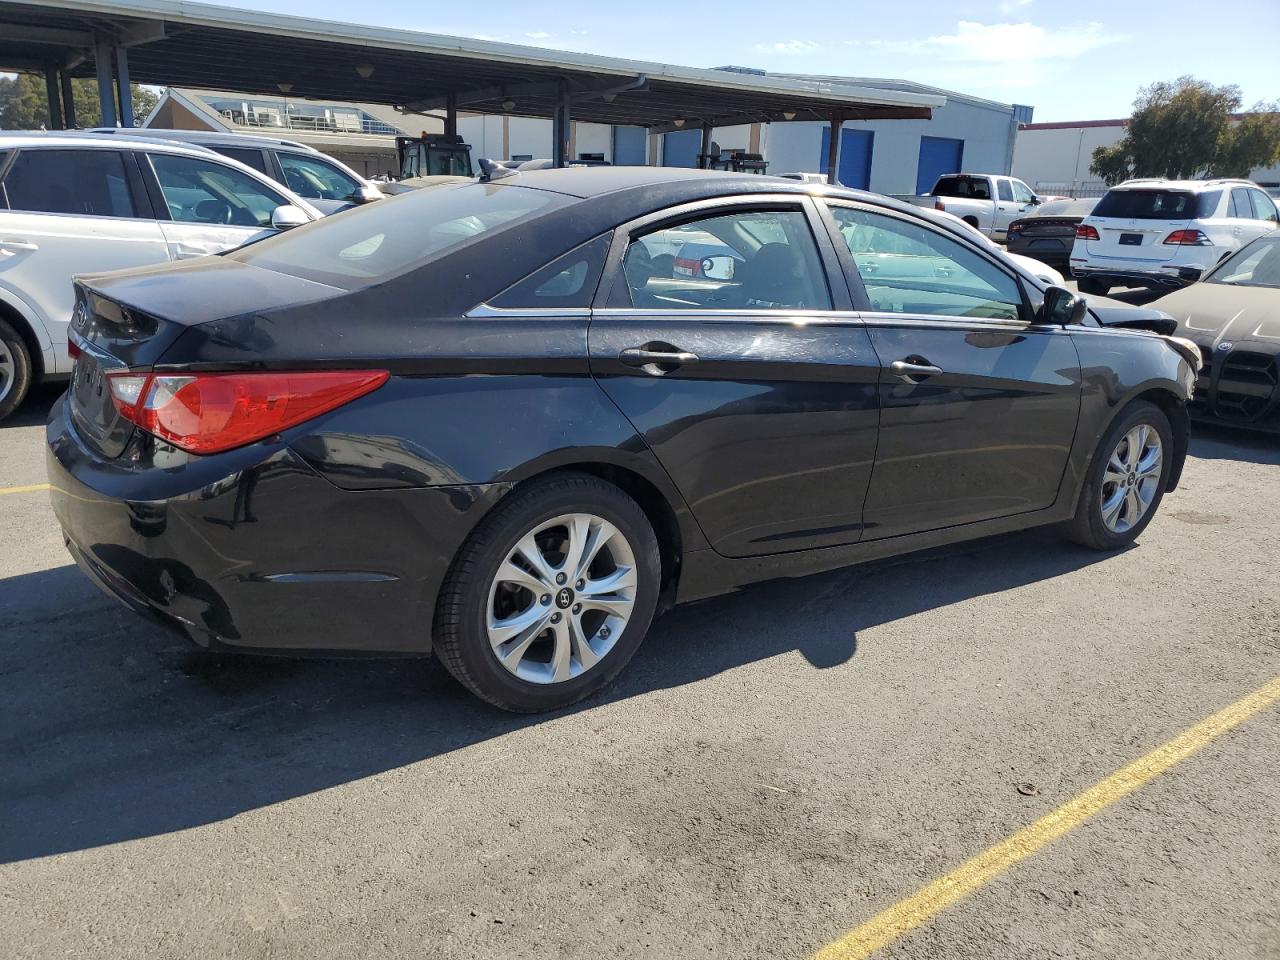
<box><xmin>0</xmin><ymin>0</ymin><xmax>942</xmax><ymax>132</ymax></box>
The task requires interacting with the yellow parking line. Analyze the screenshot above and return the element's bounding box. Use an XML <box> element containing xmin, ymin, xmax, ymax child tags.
<box><xmin>812</xmin><ymin>675</ymin><xmax>1280</xmax><ymax>960</ymax></box>
<box><xmin>0</xmin><ymin>482</ymin><xmax>51</xmax><ymax>496</ymax></box>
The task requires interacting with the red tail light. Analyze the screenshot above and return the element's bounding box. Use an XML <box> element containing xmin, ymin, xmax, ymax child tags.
<box><xmin>106</xmin><ymin>369</ymin><xmax>389</xmax><ymax>454</ymax></box>
<box><xmin>67</xmin><ymin>338</ymin><xmax>82</xmax><ymax>360</ymax></box>
<box><xmin>1163</xmin><ymin>229</ymin><xmax>1211</xmax><ymax>246</ymax></box>
<box><xmin>933</xmin><ymin>198</ymin><xmax>946</xmax><ymax>212</ymax></box>
<box><xmin>1075</xmin><ymin>224</ymin><xmax>1100</xmax><ymax>241</ymax></box>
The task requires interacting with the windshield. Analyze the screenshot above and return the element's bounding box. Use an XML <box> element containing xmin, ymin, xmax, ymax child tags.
<box><xmin>1206</xmin><ymin>236</ymin><xmax>1280</xmax><ymax>288</ymax></box>
<box><xmin>1093</xmin><ymin>189</ymin><xmax>1219</xmax><ymax>220</ymax></box>
<box><xmin>227</xmin><ymin>182</ymin><xmax>565</xmax><ymax>288</ymax></box>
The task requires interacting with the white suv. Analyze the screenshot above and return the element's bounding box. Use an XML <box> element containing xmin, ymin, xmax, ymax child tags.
<box><xmin>1071</xmin><ymin>178</ymin><xmax>1279</xmax><ymax>294</ymax></box>
<box><xmin>0</xmin><ymin>133</ymin><xmax>320</xmax><ymax>420</ymax></box>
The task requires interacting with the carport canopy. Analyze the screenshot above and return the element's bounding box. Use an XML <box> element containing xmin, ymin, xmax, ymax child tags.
<box><xmin>0</xmin><ymin>0</ymin><xmax>943</xmax><ymax>173</ymax></box>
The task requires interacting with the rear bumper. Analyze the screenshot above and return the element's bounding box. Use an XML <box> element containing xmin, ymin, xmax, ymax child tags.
<box><xmin>46</xmin><ymin>396</ymin><xmax>503</xmax><ymax>655</ymax></box>
<box><xmin>1071</xmin><ymin>255</ymin><xmax>1207</xmax><ymax>288</ymax></box>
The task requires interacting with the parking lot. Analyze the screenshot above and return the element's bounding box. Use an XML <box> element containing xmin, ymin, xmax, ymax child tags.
<box><xmin>3</xmin><ymin>369</ymin><xmax>1278</xmax><ymax>959</ymax></box>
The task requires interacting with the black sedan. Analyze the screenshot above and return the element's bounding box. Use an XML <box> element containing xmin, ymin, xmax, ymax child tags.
<box><xmin>48</xmin><ymin>169</ymin><xmax>1198</xmax><ymax>712</ymax></box>
<box><xmin>1151</xmin><ymin>233</ymin><xmax>1280</xmax><ymax>430</ymax></box>
<box><xmin>1005</xmin><ymin>197</ymin><xmax>1098</xmax><ymax>272</ymax></box>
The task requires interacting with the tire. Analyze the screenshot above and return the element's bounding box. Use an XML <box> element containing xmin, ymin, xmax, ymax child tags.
<box><xmin>1076</xmin><ymin>277</ymin><xmax>1110</xmax><ymax>296</ymax></box>
<box><xmin>433</xmin><ymin>472</ymin><xmax>661</xmax><ymax>712</ymax></box>
<box><xmin>1066</xmin><ymin>401</ymin><xmax>1173</xmax><ymax>550</ymax></box>
<box><xmin>0</xmin><ymin>318</ymin><xmax>34</xmax><ymax>423</ymax></box>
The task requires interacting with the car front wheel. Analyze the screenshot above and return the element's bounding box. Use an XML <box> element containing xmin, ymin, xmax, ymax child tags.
<box><xmin>434</xmin><ymin>473</ymin><xmax>661</xmax><ymax>712</ymax></box>
<box><xmin>1067</xmin><ymin>400</ymin><xmax>1172</xmax><ymax>550</ymax></box>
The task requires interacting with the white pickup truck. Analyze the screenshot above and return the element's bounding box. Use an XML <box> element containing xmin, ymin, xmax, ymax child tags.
<box><xmin>895</xmin><ymin>174</ymin><xmax>1044</xmax><ymax>241</ymax></box>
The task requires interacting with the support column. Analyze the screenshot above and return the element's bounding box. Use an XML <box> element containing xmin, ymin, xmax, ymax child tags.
<box><xmin>43</xmin><ymin>66</ymin><xmax>63</xmax><ymax>130</ymax></box>
<box><xmin>444</xmin><ymin>93</ymin><xmax>457</xmax><ymax>138</ymax></box>
<box><xmin>552</xmin><ymin>85</ymin><xmax>572</xmax><ymax>168</ymax></box>
<box><xmin>94</xmin><ymin>36</ymin><xmax>117</xmax><ymax>127</ymax></box>
<box><xmin>60</xmin><ymin>70</ymin><xmax>76</xmax><ymax>128</ymax></box>
<box><xmin>115</xmin><ymin>45</ymin><xmax>133</xmax><ymax>127</ymax></box>
<box><xmin>698</xmin><ymin>122</ymin><xmax>713</xmax><ymax>169</ymax></box>
<box><xmin>826</xmin><ymin>113</ymin><xmax>843</xmax><ymax>185</ymax></box>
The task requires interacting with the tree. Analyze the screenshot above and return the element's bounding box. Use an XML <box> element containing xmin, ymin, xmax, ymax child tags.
<box><xmin>0</xmin><ymin>73</ymin><xmax>160</xmax><ymax>130</ymax></box>
<box><xmin>1090</xmin><ymin>77</ymin><xmax>1280</xmax><ymax>184</ymax></box>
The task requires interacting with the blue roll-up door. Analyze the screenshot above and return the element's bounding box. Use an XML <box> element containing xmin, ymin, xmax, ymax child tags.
<box><xmin>613</xmin><ymin>126</ymin><xmax>648</xmax><ymax>165</ymax></box>
<box><xmin>916</xmin><ymin>136</ymin><xmax>964</xmax><ymax>194</ymax></box>
<box><xmin>663</xmin><ymin>129</ymin><xmax>700</xmax><ymax>168</ymax></box>
<box><xmin>817</xmin><ymin>128</ymin><xmax>874</xmax><ymax>189</ymax></box>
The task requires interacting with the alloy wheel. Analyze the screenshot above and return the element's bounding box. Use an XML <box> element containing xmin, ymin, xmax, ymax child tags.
<box><xmin>0</xmin><ymin>339</ymin><xmax>14</xmax><ymax>404</ymax></box>
<box><xmin>485</xmin><ymin>513</ymin><xmax>637</xmax><ymax>684</ymax></box>
<box><xmin>1099</xmin><ymin>423</ymin><xmax>1163</xmax><ymax>534</ymax></box>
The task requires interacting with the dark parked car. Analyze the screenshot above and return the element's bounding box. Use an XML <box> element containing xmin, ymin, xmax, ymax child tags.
<box><xmin>48</xmin><ymin>169</ymin><xmax>1198</xmax><ymax>712</ymax></box>
<box><xmin>1151</xmin><ymin>233</ymin><xmax>1280</xmax><ymax>430</ymax></box>
<box><xmin>1005</xmin><ymin>197</ymin><xmax>1097</xmax><ymax>271</ymax></box>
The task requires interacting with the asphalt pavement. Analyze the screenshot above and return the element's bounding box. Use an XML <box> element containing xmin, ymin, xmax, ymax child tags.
<box><xmin>1</xmin><ymin>382</ymin><xmax>1277</xmax><ymax>960</ymax></box>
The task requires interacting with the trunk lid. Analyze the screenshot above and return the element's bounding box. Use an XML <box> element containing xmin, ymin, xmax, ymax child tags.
<box><xmin>68</xmin><ymin>258</ymin><xmax>341</xmax><ymax>459</ymax></box>
<box><xmin>1083</xmin><ymin>188</ymin><xmax>1216</xmax><ymax>263</ymax></box>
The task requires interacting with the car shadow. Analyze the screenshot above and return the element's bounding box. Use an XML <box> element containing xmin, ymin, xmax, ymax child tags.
<box><xmin>1188</xmin><ymin>422</ymin><xmax>1280</xmax><ymax>466</ymax></box>
<box><xmin>1</xmin><ymin>383</ymin><xmax>63</xmax><ymax>429</ymax></box>
<box><xmin>1</xmin><ymin>526</ymin><xmax>1115</xmax><ymax>863</ymax></box>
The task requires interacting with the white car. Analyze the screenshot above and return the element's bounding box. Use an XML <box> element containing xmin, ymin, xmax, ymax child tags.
<box><xmin>0</xmin><ymin>132</ymin><xmax>320</xmax><ymax>420</ymax></box>
<box><xmin>1071</xmin><ymin>178</ymin><xmax>1280</xmax><ymax>294</ymax></box>
<box><xmin>90</xmin><ymin>127</ymin><xmax>383</xmax><ymax>215</ymax></box>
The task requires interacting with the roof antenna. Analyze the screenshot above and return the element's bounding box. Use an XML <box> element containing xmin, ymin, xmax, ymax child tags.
<box><xmin>478</xmin><ymin>158</ymin><xmax>519</xmax><ymax>182</ymax></box>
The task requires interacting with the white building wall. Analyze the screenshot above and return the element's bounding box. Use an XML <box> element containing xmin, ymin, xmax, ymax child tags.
<box><xmin>1011</xmin><ymin>125</ymin><xmax>1125</xmax><ymax>193</ymax></box>
<box><xmin>573</xmin><ymin>122</ymin><xmax>612</xmax><ymax>160</ymax></box>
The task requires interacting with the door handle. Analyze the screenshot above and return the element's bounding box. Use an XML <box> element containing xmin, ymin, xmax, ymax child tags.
<box><xmin>890</xmin><ymin>359</ymin><xmax>944</xmax><ymax>382</ymax></box>
<box><xmin>619</xmin><ymin>346</ymin><xmax>700</xmax><ymax>369</ymax></box>
<box><xmin>0</xmin><ymin>238</ymin><xmax>39</xmax><ymax>254</ymax></box>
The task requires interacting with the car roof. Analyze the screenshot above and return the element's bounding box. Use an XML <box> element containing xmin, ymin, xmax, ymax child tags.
<box><xmin>88</xmin><ymin>127</ymin><xmax>319</xmax><ymax>153</ymax></box>
<box><xmin>0</xmin><ymin>130</ymin><xmax>244</xmax><ymax>158</ymax></box>
<box><xmin>1111</xmin><ymin>177</ymin><xmax>1256</xmax><ymax>192</ymax></box>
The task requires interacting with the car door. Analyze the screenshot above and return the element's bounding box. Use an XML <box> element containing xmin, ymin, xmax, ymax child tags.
<box><xmin>1246</xmin><ymin>188</ymin><xmax>1279</xmax><ymax>240</ymax></box>
<box><xmin>588</xmin><ymin>196</ymin><xmax>882</xmax><ymax>558</ymax></box>
<box><xmin>143</xmin><ymin>151</ymin><xmax>292</xmax><ymax>259</ymax></box>
<box><xmin>994</xmin><ymin>179</ymin><xmax>1021</xmax><ymax>235</ymax></box>
<box><xmin>822</xmin><ymin>201</ymin><xmax>1081</xmax><ymax>540</ymax></box>
<box><xmin>0</xmin><ymin>147</ymin><xmax>169</xmax><ymax>374</ymax></box>
<box><xmin>1225</xmin><ymin>187</ymin><xmax>1266</xmax><ymax>249</ymax></box>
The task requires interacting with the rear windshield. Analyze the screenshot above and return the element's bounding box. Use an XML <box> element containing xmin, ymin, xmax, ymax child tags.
<box><xmin>1092</xmin><ymin>189</ymin><xmax>1219</xmax><ymax>220</ymax></box>
<box><xmin>228</xmin><ymin>182</ymin><xmax>566</xmax><ymax>288</ymax></box>
<box><xmin>932</xmin><ymin>176</ymin><xmax>992</xmax><ymax>200</ymax></box>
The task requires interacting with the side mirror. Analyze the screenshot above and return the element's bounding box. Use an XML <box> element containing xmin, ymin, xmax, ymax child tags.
<box><xmin>1029</xmin><ymin>196</ymin><xmax>1043</xmax><ymax>206</ymax></box>
<box><xmin>699</xmin><ymin>255</ymin><xmax>737</xmax><ymax>281</ymax></box>
<box><xmin>1039</xmin><ymin>285</ymin><xmax>1089</xmax><ymax>325</ymax></box>
<box><xmin>270</xmin><ymin>204</ymin><xmax>309</xmax><ymax>231</ymax></box>
<box><xmin>351</xmin><ymin>184</ymin><xmax>382</xmax><ymax>204</ymax></box>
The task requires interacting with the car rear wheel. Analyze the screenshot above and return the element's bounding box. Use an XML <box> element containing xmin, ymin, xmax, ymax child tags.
<box><xmin>1076</xmin><ymin>277</ymin><xmax>1110</xmax><ymax>296</ymax></box>
<box><xmin>0</xmin><ymin>319</ymin><xmax>34</xmax><ymax>422</ymax></box>
<box><xmin>434</xmin><ymin>472</ymin><xmax>661</xmax><ymax>712</ymax></box>
<box><xmin>1066</xmin><ymin>400</ymin><xmax>1172</xmax><ymax>550</ymax></box>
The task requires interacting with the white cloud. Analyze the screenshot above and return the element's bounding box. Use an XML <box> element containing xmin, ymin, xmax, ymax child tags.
<box><xmin>922</xmin><ymin>20</ymin><xmax>1120</xmax><ymax>63</ymax></box>
<box><xmin>525</xmin><ymin>30</ymin><xmax>553</xmax><ymax>40</ymax></box>
<box><xmin>754</xmin><ymin>39</ymin><xmax>820</xmax><ymax>55</ymax></box>
<box><xmin>570</xmin><ymin>29</ymin><xmax>589</xmax><ymax>36</ymax></box>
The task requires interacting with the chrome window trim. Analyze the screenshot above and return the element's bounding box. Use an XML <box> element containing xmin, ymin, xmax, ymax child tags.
<box><xmin>858</xmin><ymin>312</ymin><xmax>1063</xmax><ymax>333</ymax></box>
<box><xmin>465</xmin><ymin>303</ymin><xmax>591</xmax><ymax>318</ymax></box>
<box><xmin>590</xmin><ymin>307</ymin><xmax>862</xmax><ymax>323</ymax></box>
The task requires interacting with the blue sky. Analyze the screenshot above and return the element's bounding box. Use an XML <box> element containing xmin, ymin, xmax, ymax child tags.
<box><xmin>208</xmin><ymin>0</ymin><xmax>1280</xmax><ymax>121</ymax></box>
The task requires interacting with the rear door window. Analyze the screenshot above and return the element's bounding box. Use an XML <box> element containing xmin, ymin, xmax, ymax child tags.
<box><xmin>2</xmin><ymin>149</ymin><xmax>137</xmax><ymax>218</ymax></box>
<box><xmin>1230</xmin><ymin>187</ymin><xmax>1255</xmax><ymax>219</ymax></box>
<box><xmin>212</xmin><ymin>146</ymin><xmax>270</xmax><ymax>175</ymax></box>
<box><xmin>149</xmin><ymin>153</ymin><xmax>288</xmax><ymax>228</ymax></box>
<box><xmin>619</xmin><ymin>208</ymin><xmax>831</xmax><ymax>310</ymax></box>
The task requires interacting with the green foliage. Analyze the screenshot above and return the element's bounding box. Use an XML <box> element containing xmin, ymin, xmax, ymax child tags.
<box><xmin>1091</xmin><ymin>77</ymin><xmax>1280</xmax><ymax>184</ymax></box>
<box><xmin>0</xmin><ymin>73</ymin><xmax>160</xmax><ymax>130</ymax></box>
